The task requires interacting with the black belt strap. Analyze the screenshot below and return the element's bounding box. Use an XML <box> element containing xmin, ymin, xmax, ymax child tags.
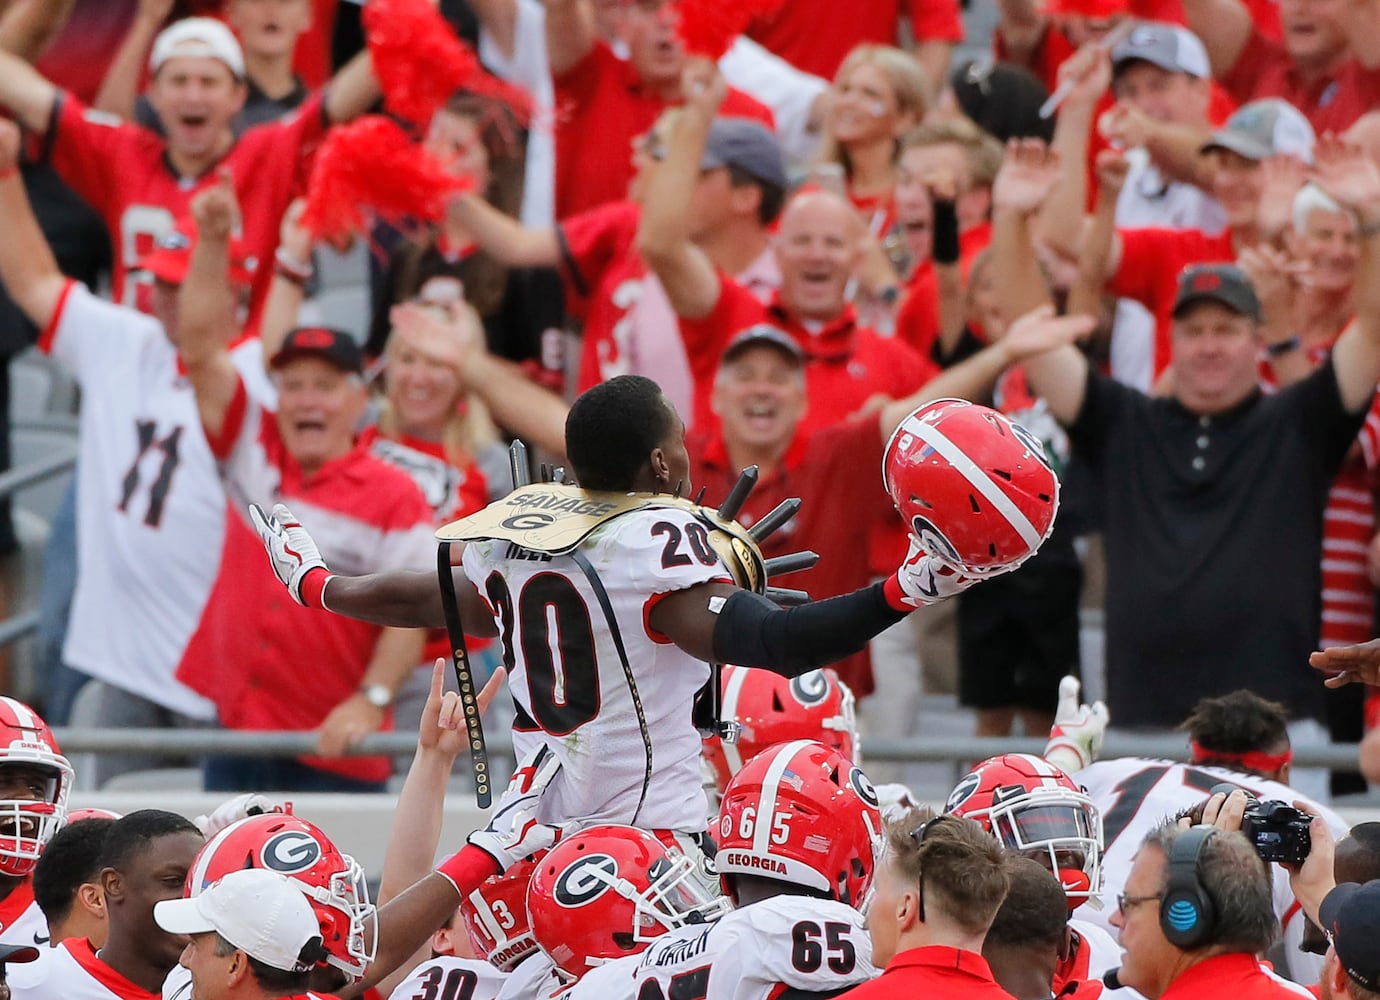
<box><xmin>437</xmin><ymin>542</ymin><xmax>492</xmax><ymax>808</ymax></box>
<box><xmin>570</xmin><ymin>549</ymin><xmax>652</xmax><ymax>826</ymax></box>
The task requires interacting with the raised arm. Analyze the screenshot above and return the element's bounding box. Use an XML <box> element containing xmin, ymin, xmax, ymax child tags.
<box><xmin>0</xmin><ymin>120</ymin><xmax>67</xmax><ymax>328</ymax></box>
<box><xmin>991</xmin><ymin>141</ymin><xmax>1091</xmax><ymax>426</ymax></box>
<box><xmin>91</xmin><ymin>0</ymin><xmax>171</xmax><ymax>119</ymax></box>
<box><xmin>469</xmin><ymin>0</ymin><xmax>519</xmax><ymax>60</ymax></box>
<box><xmin>447</xmin><ymin>192</ymin><xmax>559</xmax><ymax>266</ymax></box>
<box><xmin>635</xmin><ymin>59</ymin><xmax>725</xmax><ymax>321</ymax></box>
<box><xmin>0</xmin><ymin>44</ymin><xmax>58</xmax><ymax>131</ymax></box>
<box><xmin>1036</xmin><ymin>46</ymin><xmax>1107</xmax><ymax>261</ymax></box>
<box><xmin>259</xmin><ymin>199</ymin><xmax>312</xmax><ymax>370</ymax></box>
<box><xmin>543</xmin><ymin>0</ymin><xmax>595</xmax><ymax>77</ymax></box>
<box><xmin>1179</xmin><ymin>0</ymin><xmax>1252</xmax><ymax>78</ymax></box>
<box><xmin>0</xmin><ymin>0</ymin><xmax>75</xmax><ymax>63</ymax></box>
<box><xmin>1315</xmin><ymin>137</ymin><xmax>1380</xmax><ymax>414</ymax></box>
<box><xmin>179</xmin><ymin>173</ymin><xmax>243</xmax><ymax>437</ymax></box>
<box><xmin>323</xmin><ymin>48</ymin><xmax>381</xmax><ymax>125</ymax></box>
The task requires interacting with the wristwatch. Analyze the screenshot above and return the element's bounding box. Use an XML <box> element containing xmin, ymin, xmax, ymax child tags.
<box><xmin>359</xmin><ymin>684</ymin><xmax>393</xmax><ymax>709</ymax></box>
<box><xmin>1265</xmin><ymin>336</ymin><xmax>1302</xmax><ymax>358</ymax></box>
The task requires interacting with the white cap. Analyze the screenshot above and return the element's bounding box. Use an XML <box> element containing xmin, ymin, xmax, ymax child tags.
<box><xmin>155</xmin><ymin>869</ymin><xmax>325</xmax><ymax>973</ymax></box>
<box><xmin>1111</xmin><ymin>22</ymin><xmax>1211</xmax><ymax>80</ymax></box>
<box><xmin>1201</xmin><ymin>98</ymin><xmax>1317</xmax><ymax>163</ymax></box>
<box><xmin>149</xmin><ymin>18</ymin><xmax>245</xmax><ymax>78</ymax></box>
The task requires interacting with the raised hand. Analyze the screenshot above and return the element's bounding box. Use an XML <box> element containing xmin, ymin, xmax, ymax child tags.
<box><xmin>1256</xmin><ymin>156</ymin><xmax>1309</xmax><ymax>239</ymax></box>
<box><xmin>681</xmin><ymin>57</ymin><xmax>727</xmax><ymax>116</ymax></box>
<box><xmin>998</xmin><ymin>303</ymin><xmax>1097</xmax><ymax>363</ymax></box>
<box><xmin>1236</xmin><ymin>244</ymin><xmax>1307</xmax><ymax>325</ymax></box>
<box><xmin>1093</xmin><ymin>148</ymin><xmax>1130</xmax><ymax>199</ymax></box>
<box><xmin>1043</xmin><ymin>675</ymin><xmax>1109</xmax><ymax>774</ymax></box>
<box><xmin>467</xmin><ymin>745</ymin><xmax>571</xmax><ymax>872</ymax></box>
<box><xmin>1055</xmin><ymin>43</ymin><xmax>1112</xmax><ymax>112</ymax></box>
<box><xmin>1312</xmin><ymin>134</ymin><xmax>1380</xmax><ymax>216</ymax></box>
<box><xmin>248</xmin><ymin>503</ymin><xmax>330</xmax><ymax>606</ymax></box>
<box><xmin>993</xmin><ymin>139</ymin><xmax>1063</xmax><ymax>216</ymax></box>
<box><xmin>1310</xmin><ymin>637</ymin><xmax>1380</xmax><ymax>687</ymax></box>
<box><xmin>191</xmin><ymin>169</ymin><xmax>240</xmax><ymax>242</ymax></box>
<box><xmin>891</xmin><ymin>534</ymin><xmax>985</xmax><ymax>610</ymax></box>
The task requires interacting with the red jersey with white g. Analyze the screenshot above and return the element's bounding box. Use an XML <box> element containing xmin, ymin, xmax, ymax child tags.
<box><xmin>39</xmin><ymin>281</ymin><xmax>272</xmax><ymax>719</ymax></box>
<box><xmin>43</xmin><ymin>91</ymin><xmax>327</xmax><ymax>316</ymax></box>
<box><xmin>10</xmin><ymin>938</ymin><xmax>158</xmax><ymax>1000</ymax></box>
<box><xmin>0</xmin><ymin>879</ymin><xmax>47</xmax><ymax>949</ymax></box>
<box><xmin>461</xmin><ymin>503</ymin><xmax>730</xmax><ymax>833</ymax></box>
<box><xmin>388</xmin><ymin>956</ymin><xmax>508</xmax><ymax>1000</ymax></box>
<box><xmin>1077</xmin><ymin>757</ymin><xmax>1346</xmax><ymax>983</ymax></box>
<box><xmin>633</xmin><ymin>896</ymin><xmax>876</xmax><ymax>1000</ymax></box>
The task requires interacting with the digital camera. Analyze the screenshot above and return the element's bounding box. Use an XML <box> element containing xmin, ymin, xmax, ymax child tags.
<box><xmin>1240</xmin><ymin>800</ymin><xmax>1312</xmax><ymax>863</ymax></box>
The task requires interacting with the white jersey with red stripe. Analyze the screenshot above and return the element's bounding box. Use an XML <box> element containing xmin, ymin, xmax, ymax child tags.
<box><xmin>162</xmin><ymin>962</ymin><xmax>331</xmax><ymax>1000</ymax></box>
<box><xmin>0</xmin><ymin>878</ymin><xmax>48</xmax><ymax>949</ymax></box>
<box><xmin>632</xmin><ymin>896</ymin><xmax>876</xmax><ymax>1000</ymax></box>
<box><xmin>1077</xmin><ymin>757</ymin><xmax>1346</xmax><ymax>983</ymax></box>
<box><xmin>463</xmin><ymin>505</ymin><xmax>731</xmax><ymax>833</ymax></box>
<box><xmin>42</xmin><ymin>280</ymin><xmax>274</xmax><ymax>718</ymax></box>
<box><xmin>387</xmin><ymin>956</ymin><xmax>508</xmax><ymax>1000</ymax></box>
<box><xmin>12</xmin><ymin>938</ymin><xmax>160</xmax><ymax>1000</ymax></box>
<box><xmin>555</xmin><ymin>954</ymin><xmax>642</xmax><ymax>1000</ymax></box>
<box><xmin>496</xmin><ymin>952</ymin><xmax>563</xmax><ymax>1000</ymax></box>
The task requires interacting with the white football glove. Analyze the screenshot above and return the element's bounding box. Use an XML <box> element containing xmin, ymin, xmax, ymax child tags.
<box><xmin>1043</xmin><ymin>675</ymin><xmax>1109</xmax><ymax>774</ymax></box>
<box><xmin>892</xmin><ymin>534</ymin><xmax>984</xmax><ymax>610</ymax></box>
<box><xmin>467</xmin><ymin>745</ymin><xmax>574</xmax><ymax>872</ymax></box>
<box><xmin>249</xmin><ymin>503</ymin><xmax>328</xmax><ymax>606</ymax></box>
<box><xmin>194</xmin><ymin>792</ymin><xmax>288</xmax><ymax>837</ymax></box>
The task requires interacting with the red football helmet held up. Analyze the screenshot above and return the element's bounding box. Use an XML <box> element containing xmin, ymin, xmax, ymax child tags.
<box><xmin>703</xmin><ymin>666</ymin><xmax>858</xmax><ymax>793</ymax></box>
<box><xmin>526</xmin><ymin>825</ymin><xmax>729</xmax><ymax>980</ymax></box>
<box><xmin>944</xmin><ymin>753</ymin><xmax>1103</xmax><ymax>905</ymax></box>
<box><xmin>882</xmin><ymin>398</ymin><xmax>1059</xmax><ymax>574</ymax></box>
<box><xmin>0</xmin><ymin>698</ymin><xmax>72</xmax><ymax>877</ymax></box>
<box><xmin>463</xmin><ymin>853</ymin><xmax>543</xmax><ymax>972</ymax></box>
<box><xmin>716</xmin><ymin>739</ymin><xmax>882</xmax><ymax>907</ymax></box>
<box><xmin>187</xmin><ymin>813</ymin><xmax>376</xmax><ymax>980</ymax></box>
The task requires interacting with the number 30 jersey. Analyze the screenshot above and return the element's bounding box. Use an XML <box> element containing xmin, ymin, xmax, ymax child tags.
<box><xmin>462</xmin><ymin>505</ymin><xmax>732</xmax><ymax>834</ymax></box>
<box><xmin>632</xmin><ymin>896</ymin><xmax>877</xmax><ymax>1000</ymax></box>
<box><xmin>1077</xmin><ymin>756</ymin><xmax>1347</xmax><ymax>984</ymax></box>
<box><xmin>387</xmin><ymin>956</ymin><xmax>508</xmax><ymax>1000</ymax></box>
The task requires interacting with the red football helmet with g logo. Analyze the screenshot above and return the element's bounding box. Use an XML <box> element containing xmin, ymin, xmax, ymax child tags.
<box><xmin>0</xmin><ymin>698</ymin><xmax>72</xmax><ymax>877</ymax></box>
<box><xmin>526</xmin><ymin>825</ymin><xmax>729</xmax><ymax>980</ymax></box>
<box><xmin>944</xmin><ymin>753</ymin><xmax>1103</xmax><ymax>906</ymax></box>
<box><xmin>463</xmin><ymin>853</ymin><xmax>543</xmax><ymax>972</ymax></box>
<box><xmin>187</xmin><ymin>814</ymin><xmax>376</xmax><ymax>980</ymax></box>
<box><xmin>703</xmin><ymin>666</ymin><xmax>858</xmax><ymax>793</ymax></box>
<box><xmin>882</xmin><ymin>399</ymin><xmax>1059</xmax><ymax>574</ymax></box>
<box><xmin>716</xmin><ymin>739</ymin><xmax>881</xmax><ymax>907</ymax></box>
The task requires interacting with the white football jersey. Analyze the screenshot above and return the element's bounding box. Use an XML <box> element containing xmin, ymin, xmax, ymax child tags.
<box><xmin>496</xmin><ymin>952</ymin><xmax>564</xmax><ymax>1000</ymax></box>
<box><xmin>633</xmin><ymin>896</ymin><xmax>876</xmax><ymax>1000</ymax></box>
<box><xmin>463</xmin><ymin>504</ymin><xmax>730</xmax><ymax>833</ymax></box>
<box><xmin>1078</xmin><ymin>757</ymin><xmax>1346</xmax><ymax>983</ymax></box>
<box><xmin>13</xmin><ymin>938</ymin><xmax>166</xmax><ymax>999</ymax></box>
<box><xmin>556</xmin><ymin>954</ymin><xmax>641</xmax><ymax>1000</ymax></box>
<box><xmin>0</xmin><ymin>880</ymin><xmax>49</xmax><ymax>950</ymax></box>
<box><xmin>388</xmin><ymin>956</ymin><xmax>509</xmax><ymax>1000</ymax></box>
<box><xmin>1067</xmin><ymin>918</ymin><xmax>1121</xmax><ymax>984</ymax></box>
<box><xmin>47</xmin><ymin>281</ymin><xmax>274</xmax><ymax>718</ymax></box>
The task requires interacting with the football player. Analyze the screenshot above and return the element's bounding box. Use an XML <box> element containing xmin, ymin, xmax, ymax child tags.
<box><xmin>1074</xmin><ymin>690</ymin><xmax>1347</xmax><ymax>984</ymax></box>
<box><xmin>983</xmin><ymin>858</ymin><xmax>1104</xmax><ymax>1000</ymax></box>
<box><xmin>386</xmin><ymin>901</ymin><xmax>509</xmax><ymax>1000</ymax></box>
<box><xmin>944</xmin><ymin>753</ymin><xmax>1121</xmax><ymax>990</ymax></box>
<box><xmin>0</xmin><ymin>698</ymin><xmax>74</xmax><ymax>951</ymax></box>
<box><xmin>631</xmin><ymin>740</ymin><xmax>882</xmax><ymax>1000</ymax></box>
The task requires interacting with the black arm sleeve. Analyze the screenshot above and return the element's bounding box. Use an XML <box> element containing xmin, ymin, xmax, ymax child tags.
<box><xmin>710</xmin><ymin>583</ymin><xmax>906</xmax><ymax>678</ymax></box>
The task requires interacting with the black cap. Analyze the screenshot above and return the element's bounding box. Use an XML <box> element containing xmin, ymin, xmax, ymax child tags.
<box><xmin>950</xmin><ymin>59</ymin><xmax>1054</xmax><ymax>144</ymax></box>
<box><xmin>1320</xmin><ymin>881</ymin><xmax>1380</xmax><ymax>991</ymax></box>
<box><xmin>720</xmin><ymin>324</ymin><xmax>804</xmax><ymax>366</ymax></box>
<box><xmin>1172</xmin><ymin>264</ymin><xmax>1261</xmax><ymax>322</ymax></box>
<box><xmin>269</xmin><ymin>327</ymin><xmax>364</xmax><ymax>375</ymax></box>
<box><xmin>0</xmin><ymin>944</ymin><xmax>40</xmax><ymax>965</ymax></box>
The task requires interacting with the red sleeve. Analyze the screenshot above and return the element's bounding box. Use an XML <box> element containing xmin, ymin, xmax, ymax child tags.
<box><xmin>895</xmin><ymin>265</ymin><xmax>939</xmax><ymax>358</ymax></box>
<box><xmin>1219</xmin><ymin>27</ymin><xmax>1281</xmax><ymax>105</ymax></box>
<box><xmin>1108</xmin><ymin>228</ymin><xmax>1182</xmax><ymax>309</ymax></box>
<box><xmin>556</xmin><ymin>200</ymin><xmax>641</xmax><ymax>316</ymax></box>
<box><xmin>677</xmin><ymin>274</ymin><xmax>765</xmax><ymax>390</ymax></box>
<box><xmin>721</xmin><ymin>88</ymin><xmax>775</xmax><ymax>130</ymax></box>
<box><xmin>203</xmin><ymin>376</ymin><xmax>250</xmax><ymax>460</ymax></box>
<box><xmin>906</xmin><ymin>0</ymin><xmax>963</xmax><ymax>43</ymax></box>
<box><xmin>46</xmin><ymin>92</ymin><xmax>153</xmax><ymax>218</ymax></box>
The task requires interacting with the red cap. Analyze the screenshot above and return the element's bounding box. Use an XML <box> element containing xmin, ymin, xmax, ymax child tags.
<box><xmin>136</xmin><ymin>219</ymin><xmax>256</xmax><ymax>288</ymax></box>
<box><xmin>1047</xmin><ymin>0</ymin><xmax>1129</xmax><ymax>18</ymax></box>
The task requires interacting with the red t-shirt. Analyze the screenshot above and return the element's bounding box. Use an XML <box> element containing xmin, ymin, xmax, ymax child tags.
<box><xmin>1160</xmin><ymin>954</ymin><xmax>1320</xmax><ymax>1000</ymax></box>
<box><xmin>688</xmin><ymin>417</ymin><xmax>893</xmax><ymax>694</ymax></box>
<box><xmin>896</xmin><ymin>261</ymin><xmax>941</xmax><ymax>358</ymax></box>
<box><xmin>1221</xmin><ymin>28</ymin><xmax>1380</xmax><ymax>135</ymax></box>
<box><xmin>552</xmin><ymin>42</ymin><xmax>774</xmax><ymax>219</ymax></box>
<box><xmin>679</xmin><ymin>274</ymin><xmax>938</xmax><ymax>436</ymax></box>
<box><xmin>556</xmin><ymin>199</ymin><xmax>650</xmax><ymax>393</ymax></box>
<box><xmin>43</xmin><ymin>91</ymin><xmax>327</xmax><ymax>318</ymax></box>
<box><xmin>178</xmin><ymin>382</ymin><xmax>436</xmax><ymax>784</ymax></box>
<box><xmin>839</xmin><ymin>946</ymin><xmax>1015</xmax><ymax>1000</ymax></box>
<box><xmin>747</xmin><ymin>0</ymin><xmax>963</xmax><ymax>81</ymax></box>
<box><xmin>1109</xmin><ymin>226</ymin><xmax>1236</xmax><ymax>377</ymax></box>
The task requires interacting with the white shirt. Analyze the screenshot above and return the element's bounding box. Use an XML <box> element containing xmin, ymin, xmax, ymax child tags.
<box><xmin>0</xmin><ymin>888</ymin><xmax>47</xmax><ymax>950</ymax></box>
<box><xmin>388</xmin><ymin>956</ymin><xmax>509</xmax><ymax>1000</ymax></box>
<box><xmin>13</xmin><ymin>939</ymin><xmax>159</xmax><ymax>1000</ymax></box>
<box><xmin>45</xmin><ymin>282</ymin><xmax>272</xmax><ymax>718</ymax></box>
<box><xmin>496</xmin><ymin>953</ymin><xmax>563</xmax><ymax>1000</ymax></box>
<box><xmin>463</xmin><ymin>505</ymin><xmax>727</xmax><ymax>833</ymax></box>
<box><xmin>1078</xmin><ymin>756</ymin><xmax>1346</xmax><ymax>984</ymax></box>
<box><xmin>634</xmin><ymin>897</ymin><xmax>877</xmax><ymax>1000</ymax></box>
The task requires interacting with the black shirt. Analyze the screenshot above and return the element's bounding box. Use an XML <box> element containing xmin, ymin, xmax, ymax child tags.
<box><xmin>1069</xmin><ymin>361</ymin><xmax>1366</xmax><ymax>727</ymax></box>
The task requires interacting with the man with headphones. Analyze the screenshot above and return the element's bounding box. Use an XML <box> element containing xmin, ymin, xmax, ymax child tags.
<box><xmin>1110</xmin><ymin>825</ymin><xmax>1315</xmax><ymax>1000</ymax></box>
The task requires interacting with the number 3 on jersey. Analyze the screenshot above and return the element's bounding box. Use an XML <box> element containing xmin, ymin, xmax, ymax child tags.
<box><xmin>485</xmin><ymin>571</ymin><xmax>600</xmax><ymax>735</ymax></box>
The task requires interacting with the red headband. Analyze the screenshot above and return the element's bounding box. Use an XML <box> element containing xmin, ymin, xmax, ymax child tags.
<box><xmin>1189</xmin><ymin>739</ymin><xmax>1294</xmax><ymax>775</ymax></box>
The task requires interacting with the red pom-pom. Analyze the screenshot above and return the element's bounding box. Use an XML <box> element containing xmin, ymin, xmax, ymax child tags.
<box><xmin>300</xmin><ymin>116</ymin><xmax>474</xmax><ymax>243</ymax></box>
<box><xmin>364</xmin><ymin>0</ymin><xmax>531</xmax><ymax>127</ymax></box>
<box><xmin>675</xmin><ymin>0</ymin><xmax>785</xmax><ymax>60</ymax></box>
